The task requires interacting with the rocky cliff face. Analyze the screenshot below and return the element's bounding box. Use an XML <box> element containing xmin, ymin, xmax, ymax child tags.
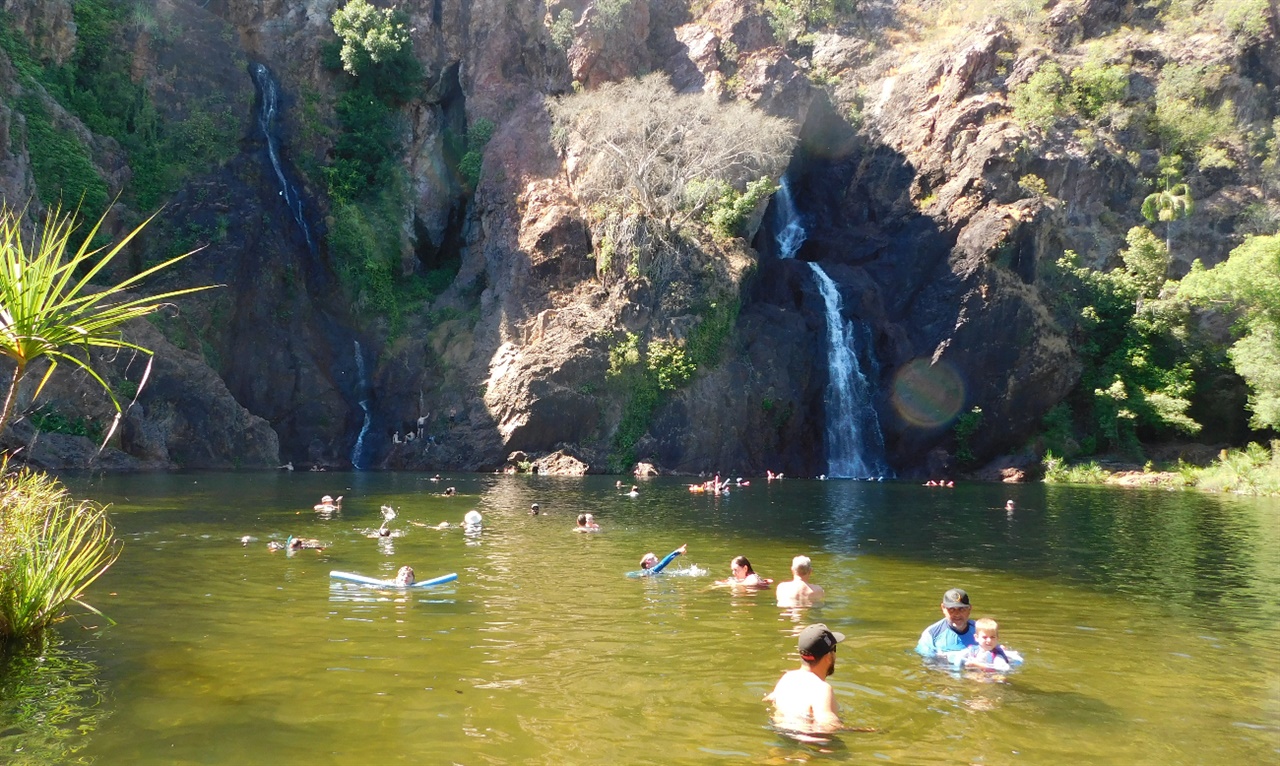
<box><xmin>0</xmin><ymin>0</ymin><xmax>1272</xmax><ymax>476</ymax></box>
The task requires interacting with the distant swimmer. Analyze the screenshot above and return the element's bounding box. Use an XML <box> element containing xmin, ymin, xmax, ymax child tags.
<box><xmin>638</xmin><ymin>544</ymin><xmax>687</xmax><ymax>575</ymax></box>
<box><xmin>268</xmin><ymin>536</ymin><xmax>325</xmax><ymax>551</ymax></box>
<box><xmin>431</xmin><ymin>474</ymin><xmax>442</xmax><ymax>482</ymax></box>
<box><xmin>464</xmin><ymin>510</ymin><xmax>483</xmax><ymax>527</ymax></box>
<box><xmin>776</xmin><ymin>555</ymin><xmax>826</xmax><ymax>606</ymax></box>
<box><xmin>314</xmin><ymin>495</ymin><xmax>343</xmax><ymax>512</ymax></box>
<box><xmin>1005</xmin><ymin>499</ymin><xmax>1016</xmax><ymax>511</ymax></box>
<box><xmin>574</xmin><ymin>513</ymin><xmax>601</xmax><ymax>532</ymax></box>
<box><xmin>443</xmin><ymin>487</ymin><xmax>458</xmax><ymax>496</ymax></box>
<box><xmin>530</xmin><ymin>503</ymin><xmax>541</xmax><ymax>515</ymax></box>
<box><xmin>393</xmin><ymin>565</ymin><xmax>415</xmax><ymax>587</ymax></box>
<box><xmin>765</xmin><ymin>624</ymin><xmax>845</xmax><ymax>735</ymax></box>
<box><xmin>717</xmin><ymin>555</ymin><xmax>772</xmax><ymax>588</ymax></box>
<box><xmin>628</xmin><ymin>485</ymin><xmax>640</xmax><ymax>497</ymax></box>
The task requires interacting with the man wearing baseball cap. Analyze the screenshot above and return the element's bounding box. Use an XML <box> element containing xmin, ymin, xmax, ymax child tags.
<box><xmin>764</xmin><ymin>623</ymin><xmax>845</xmax><ymax>733</ymax></box>
<box><xmin>915</xmin><ymin>587</ymin><xmax>977</xmax><ymax>658</ymax></box>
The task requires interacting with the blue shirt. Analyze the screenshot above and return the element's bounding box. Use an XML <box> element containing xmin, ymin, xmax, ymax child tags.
<box><xmin>649</xmin><ymin>548</ymin><xmax>683</xmax><ymax>574</ymax></box>
<box><xmin>915</xmin><ymin>617</ymin><xmax>977</xmax><ymax>657</ymax></box>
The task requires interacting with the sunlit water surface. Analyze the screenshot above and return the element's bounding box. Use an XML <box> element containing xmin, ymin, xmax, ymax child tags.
<box><xmin>7</xmin><ymin>473</ymin><xmax>1279</xmax><ymax>765</ymax></box>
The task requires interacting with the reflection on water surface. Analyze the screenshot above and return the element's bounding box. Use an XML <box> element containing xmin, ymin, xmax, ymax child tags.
<box><xmin>9</xmin><ymin>473</ymin><xmax>1277</xmax><ymax>765</ymax></box>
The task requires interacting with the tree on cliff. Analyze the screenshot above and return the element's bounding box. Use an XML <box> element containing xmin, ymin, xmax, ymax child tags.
<box><xmin>0</xmin><ymin>205</ymin><xmax>213</xmax><ymax>442</ymax></box>
<box><xmin>1179</xmin><ymin>234</ymin><xmax>1280</xmax><ymax>431</ymax></box>
<box><xmin>549</xmin><ymin>74</ymin><xmax>796</xmax><ymax>235</ymax></box>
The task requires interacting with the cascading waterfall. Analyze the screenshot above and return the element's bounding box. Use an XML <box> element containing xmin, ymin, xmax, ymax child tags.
<box><xmin>773</xmin><ymin>178</ymin><xmax>890</xmax><ymax>478</ymax></box>
<box><xmin>350</xmin><ymin>341</ymin><xmax>372</xmax><ymax>470</ymax></box>
<box><xmin>250</xmin><ymin>63</ymin><xmax>315</xmax><ymax>254</ymax></box>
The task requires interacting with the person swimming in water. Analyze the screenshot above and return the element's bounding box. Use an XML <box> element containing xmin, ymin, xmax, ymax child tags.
<box><xmin>393</xmin><ymin>565</ymin><xmax>415</xmax><ymax>587</ymax></box>
<box><xmin>530</xmin><ymin>503</ymin><xmax>541</xmax><ymax>515</ymax></box>
<box><xmin>627</xmin><ymin>485</ymin><xmax>640</xmax><ymax>497</ymax></box>
<box><xmin>268</xmin><ymin>536</ymin><xmax>325</xmax><ymax>551</ymax></box>
<box><xmin>717</xmin><ymin>555</ymin><xmax>772</xmax><ymax>588</ymax></box>
<box><xmin>464</xmin><ymin>510</ymin><xmax>483</xmax><ymax>527</ymax></box>
<box><xmin>314</xmin><ymin>495</ymin><xmax>342</xmax><ymax>512</ymax></box>
<box><xmin>638</xmin><ymin>544</ymin><xmax>688</xmax><ymax>575</ymax></box>
<box><xmin>574</xmin><ymin>513</ymin><xmax>601</xmax><ymax>532</ymax></box>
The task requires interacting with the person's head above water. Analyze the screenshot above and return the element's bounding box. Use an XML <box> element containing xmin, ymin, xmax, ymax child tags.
<box><xmin>1005</xmin><ymin>499</ymin><xmax>1016</xmax><ymax>510</ymax></box>
<box><xmin>464</xmin><ymin>510</ymin><xmax>482</xmax><ymax>526</ymax></box>
<box><xmin>791</xmin><ymin>555</ymin><xmax>813</xmax><ymax>578</ymax></box>
<box><xmin>394</xmin><ymin>565</ymin><xmax>415</xmax><ymax>586</ymax></box>
<box><xmin>640</xmin><ymin>552</ymin><xmax>660</xmax><ymax>569</ymax></box>
<box><xmin>973</xmin><ymin>617</ymin><xmax>1000</xmax><ymax>652</ymax></box>
<box><xmin>576</xmin><ymin>513</ymin><xmax>589</xmax><ymax>527</ymax></box>
<box><xmin>940</xmin><ymin>587</ymin><xmax>972</xmax><ymax>630</ymax></box>
<box><xmin>530</xmin><ymin>503</ymin><xmax>540</xmax><ymax>515</ymax></box>
<box><xmin>797</xmin><ymin>623</ymin><xmax>845</xmax><ymax>668</ymax></box>
<box><xmin>730</xmin><ymin>555</ymin><xmax>756</xmax><ymax>578</ymax></box>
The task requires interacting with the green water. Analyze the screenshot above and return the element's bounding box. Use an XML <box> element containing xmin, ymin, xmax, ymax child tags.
<box><xmin>5</xmin><ymin>473</ymin><xmax>1279</xmax><ymax>765</ymax></box>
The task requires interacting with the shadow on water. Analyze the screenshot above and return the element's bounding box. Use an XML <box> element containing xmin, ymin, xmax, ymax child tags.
<box><xmin>0</xmin><ymin>637</ymin><xmax>107</xmax><ymax>764</ymax></box>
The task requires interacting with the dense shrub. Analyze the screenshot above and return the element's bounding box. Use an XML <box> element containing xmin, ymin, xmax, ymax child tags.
<box><xmin>1011</xmin><ymin>62</ymin><xmax>1069</xmax><ymax>131</ymax></box>
<box><xmin>0</xmin><ymin>467</ymin><xmax>120</xmax><ymax>643</ymax></box>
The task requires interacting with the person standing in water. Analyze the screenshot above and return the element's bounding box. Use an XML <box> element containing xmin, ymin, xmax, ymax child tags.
<box><xmin>765</xmin><ymin>623</ymin><xmax>845</xmax><ymax>734</ymax></box>
<box><xmin>915</xmin><ymin>588</ymin><xmax>977</xmax><ymax>657</ymax></box>
<box><xmin>776</xmin><ymin>555</ymin><xmax>826</xmax><ymax>606</ymax></box>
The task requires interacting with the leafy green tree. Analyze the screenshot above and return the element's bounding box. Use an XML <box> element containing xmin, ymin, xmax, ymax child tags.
<box><xmin>1179</xmin><ymin>235</ymin><xmax>1280</xmax><ymax>429</ymax></box>
<box><xmin>331</xmin><ymin>0</ymin><xmax>412</xmax><ymax>77</ymax></box>
<box><xmin>1142</xmin><ymin>180</ymin><xmax>1194</xmax><ymax>254</ymax></box>
<box><xmin>1011</xmin><ymin>62</ymin><xmax>1069</xmax><ymax>131</ymax></box>
<box><xmin>0</xmin><ymin>204</ymin><xmax>212</xmax><ymax>440</ymax></box>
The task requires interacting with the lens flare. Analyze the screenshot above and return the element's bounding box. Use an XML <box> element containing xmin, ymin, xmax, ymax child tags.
<box><xmin>891</xmin><ymin>358</ymin><xmax>965</xmax><ymax>428</ymax></box>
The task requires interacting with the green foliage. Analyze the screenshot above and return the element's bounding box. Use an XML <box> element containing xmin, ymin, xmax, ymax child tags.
<box><xmin>1215</xmin><ymin>0</ymin><xmax>1271</xmax><ymax>44</ymax></box>
<box><xmin>685</xmin><ymin>297</ymin><xmax>740</xmax><ymax>369</ymax></box>
<box><xmin>550</xmin><ymin>8</ymin><xmax>576</xmax><ymax>50</ymax></box>
<box><xmin>763</xmin><ymin>0</ymin><xmax>855</xmax><ymax>44</ymax></box>
<box><xmin>1191</xmin><ymin>441</ymin><xmax>1280</xmax><ymax>495</ymax></box>
<box><xmin>608</xmin><ymin>332</ymin><xmax>643</xmax><ymax>378</ymax></box>
<box><xmin>1039</xmin><ymin>403</ymin><xmax>1078</xmax><ymax>459</ymax></box>
<box><xmin>1154</xmin><ymin>62</ymin><xmax>1236</xmax><ymax>159</ymax></box>
<box><xmin>1142</xmin><ymin>183</ymin><xmax>1194</xmax><ymax>226</ymax></box>
<box><xmin>1120</xmin><ymin>225</ymin><xmax>1171</xmax><ymax>298</ymax></box>
<box><xmin>459</xmin><ymin>118</ymin><xmax>496</xmax><ymax>188</ymax></box>
<box><xmin>14</xmin><ymin>94</ymin><xmax>109</xmax><ymax>218</ymax></box>
<box><xmin>951</xmin><ymin>405</ymin><xmax>983</xmax><ymax>466</ymax></box>
<box><xmin>331</xmin><ymin>0</ymin><xmax>412</xmax><ymax>78</ymax></box>
<box><xmin>1068</xmin><ymin>59</ymin><xmax>1129</xmax><ymax>119</ymax></box>
<box><xmin>1179</xmin><ymin>234</ymin><xmax>1280</xmax><ymax>430</ymax></box>
<box><xmin>28</xmin><ymin>409</ymin><xmax>104</xmax><ymax>443</ymax></box>
<box><xmin>704</xmin><ymin>177</ymin><xmax>778</xmax><ymax>239</ymax></box>
<box><xmin>647</xmin><ymin>340</ymin><xmax>695</xmax><ymax>391</ymax></box>
<box><xmin>0</xmin><ymin>204</ymin><xmax>213</xmax><ymax>440</ymax></box>
<box><xmin>1018</xmin><ymin>174</ymin><xmax>1048</xmax><ymax>198</ymax></box>
<box><xmin>1041</xmin><ymin>452</ymin><xmax>1111</xmax><ymax>484</ymax></box>
<box><xmin>1011</xmin><ymin>62</ymin><xmax>1069</xmax><ymax>131</ymax></box>
<box><xmin>1052</xmin><ymin>243</ymin><xmax>1199</xmax><ymax>455</ymax></box>
<box><xmin>0</xmin><ymin>466</ymin><xmax>120</xmax><ymax>642</ymax></box>
<box><xmin>594</xmin><ymin>0</ymin><xmax>634</xmax><ymax>31</ymax></box>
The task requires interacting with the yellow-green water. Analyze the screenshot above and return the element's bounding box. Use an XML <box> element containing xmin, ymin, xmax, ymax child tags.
<box><xmin>5</xmin><ymin>473</ymin><xmax>1278</xmax><ymax>765</ymax></box>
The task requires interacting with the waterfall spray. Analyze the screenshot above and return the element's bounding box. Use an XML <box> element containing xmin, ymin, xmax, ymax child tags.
<box><xmin>350</xmin><ymin>341</ymin><xmax>372</xmax><ymax>470</ymax></box>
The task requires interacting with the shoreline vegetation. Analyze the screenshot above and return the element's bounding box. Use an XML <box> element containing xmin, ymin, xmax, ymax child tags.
<box><xmin>1041</xmin><ymin>440</ymin><xmax>1280</xmax><ymax>496</ymax></box>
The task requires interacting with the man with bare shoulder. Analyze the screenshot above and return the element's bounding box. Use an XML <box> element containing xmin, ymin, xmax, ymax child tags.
<box><xmin>764</xmin><ymin>623</ymin><xmax>844</xmax><ymax>734</ymax></box>
<box><xmin>776</xmin><ymin>555</ymin><xmax>826</xmax><ymax>607</ymax></box>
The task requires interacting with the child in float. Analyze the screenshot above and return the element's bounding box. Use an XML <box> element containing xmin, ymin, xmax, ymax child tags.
<box><xmin>574</xmin><ymin>513</ymin><xmax>601</xmax><ymax>532</ymax></box>
<box><xmin>393</xmin><ymin>566</ymin><xmax>415</xmax><ymax>587</ymax></box>
<box><xmin>639</xmin><ymin>544</ymin><xmax>687</xmax><ymax>575</ymax></box>
<box><xmin>947</xmin><ymin>617</ymin><xmax>1023</xmax><ymax>671</ymax></box>
<box><xmin>716</xmin><ymin>555</ymin><xmax>772</xmax><ymax>588</ymax></box>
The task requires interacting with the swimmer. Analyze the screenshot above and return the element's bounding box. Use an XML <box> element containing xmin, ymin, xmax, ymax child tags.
<box><xmin>574</xmin><ymin>513</ymin><xmax>601</xmax><ymax>532</ymax></box>
<box><xmin>464</xmin><ymin>510</ymin><xmax>483</xmax><ymax>527</ymax></box>
<box><xmin>776</xmin><ymin>555</ymin><xmax>826</xmax><ymax>606</ymax></box>
<box><xmin>1005</xmin><ymin>499</ymin><xmax>1016</xmax><ymax>511</ymax></box>
<box><xmin>615</xmin><ymin>480</ymin><xmax>623</xmax><ymax>489</ymax></box>
<box><xmin>627</xmin><ymin>485</ymin><xmax>640</xmax><ymax>497</ymax></box>
<box><xmin>431</xmin><ymin>474</ymin><xmax>442</xmax><ymax>482</ymax></box>
<box><xmin>268</xmin><ymin>536</ymin><xmax>325</xmax><ymax>551</ymax></box>
<box><xmin>764</xmin><ymin>624</ymin><xmax>845</xmax><ymax>734</ymax></box>
<box><xmin>946</xmin><ymin>617</ymin><xmax>1023</xmax><ymax>671</ymax></box>
<box><xmin>916</xmin><ymin>587</ymin><xmax>977</xmax><ymax>658</ymax></box>
<box><xmin>443</xmin><ymin>487</ymin><xmax>457</xmax><ymax>496</ymax></box>
<box><xmin>393</xmin><ymin>565</ymin><xmax>415</xmax><ymax>587</ymax></box>
<box><xmin>314</xmin><ymin>495</ymin><xmax>343</xmax><ymax>512</ymax></box>
<box><xmin>717</xmin><ymin>555</ymin><xmax>772</xmax><ymax>588</ymax></box>
<box><xmin>530</xmin><ymin>503</ymin><xmax>541</xmax><ymax>515</ymax></box>
<box><xmin>639</xmin><ymin>544</ymin><xmax>687</xmax><ymax>575</ymax></box>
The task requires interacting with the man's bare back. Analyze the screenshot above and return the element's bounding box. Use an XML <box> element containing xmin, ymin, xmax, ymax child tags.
<box><xmin>776</xmin><ymin>579</ymin><xmax>826</xmax><ymax>606</ymax></box>
<box><xmin>764</xmin><ymin>667</ymin><xmax>841</xmax><ymax>732</ymax></box>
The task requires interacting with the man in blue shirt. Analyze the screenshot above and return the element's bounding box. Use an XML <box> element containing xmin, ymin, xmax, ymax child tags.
<box><xmin>915</xmin><ymin>587</ymin><xmax>977</xmax><ymax>657</ymax></box>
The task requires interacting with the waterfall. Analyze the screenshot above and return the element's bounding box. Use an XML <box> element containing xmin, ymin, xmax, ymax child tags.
<box><xmin>250</xmin><ymin>63</ymin><xmax>315</xmax><ymax>255</ymax></box>
<box><xmin>774</xmin><ymin>177</ymin><xmax>807</xmax><ymax>260</ymax></box>
<box><xmin>807</xmin><ymin>264</ymin><xmax>890</xmax><ymax>478</ymax></box>
<box><xmin>350</xmin><ymin>341</ymin><xmax>372</xmax><ymax>470</ymax></box>
<box><xmin>772</xmin><ymin>177</ymin><xmax>891</xmax><ymax>478</ymax></box>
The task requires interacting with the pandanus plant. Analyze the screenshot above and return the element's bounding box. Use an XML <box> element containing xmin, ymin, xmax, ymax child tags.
<box><xmin>0</xmin><ymin>203</ymin><xmax>214</xmax><ymax>443</ymax></box>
